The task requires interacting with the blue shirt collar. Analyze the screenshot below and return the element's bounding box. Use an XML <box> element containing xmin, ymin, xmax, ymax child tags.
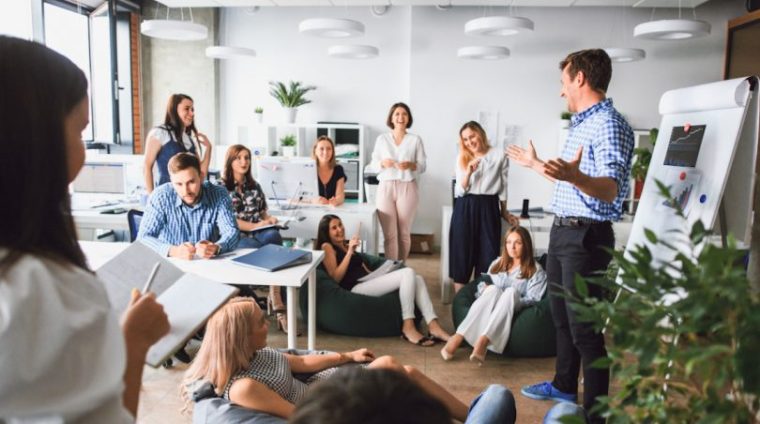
<box><xmin>570</xmin><ymin>98</ymin><xmax>613</xmax><ymax>127</ymax></box>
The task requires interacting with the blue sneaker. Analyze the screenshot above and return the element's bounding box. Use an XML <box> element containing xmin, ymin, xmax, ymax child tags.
<box><xmin>520</xmin><ymin>381</ymin><xmax>577</xmax><ymax>403</ymax></box>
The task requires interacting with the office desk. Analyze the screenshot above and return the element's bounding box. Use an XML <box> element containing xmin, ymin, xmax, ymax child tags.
<box><xmin>270</xmin><ymin>202</ymin><xmax>379</xmax><ymax>254</ymax></box>
<box><xmin>72</xmin><ymin>201</ymin><xmax>140</xmax><ymax>240</ymax></box>
<box><xmin>80</xmin><ymin>241</ymin><xmax>324</xmax><ymax>350</ymax></box>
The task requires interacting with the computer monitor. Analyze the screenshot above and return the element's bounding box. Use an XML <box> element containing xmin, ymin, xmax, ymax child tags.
<box><xmin>72</xmin><ymin>162</ymin><xmax>126</xmax><ymax>194</ymax></box>
<box><xmin>256</xmin><ymin>157</ymin><xmax>318</xmax><ymax>207</ymax></box>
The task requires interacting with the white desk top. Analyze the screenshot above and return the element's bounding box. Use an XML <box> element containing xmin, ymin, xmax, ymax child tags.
<box><xmin>80</xmin><ymin>241</ymin><xmax>325</xmax><ymax>287</ymax></box>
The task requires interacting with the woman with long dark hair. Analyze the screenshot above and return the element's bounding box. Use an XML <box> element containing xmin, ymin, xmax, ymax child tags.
<box><xmin>0</xmin><ymin>36</ymin><xmax>169</xmax><ymax>421</ymax></box>
<box><xmin>441</xmin><ymin>226</ymin><xmax>546</xmax><ymax>364</ymax></box>
<box><xmin>218</xmin><ymin>144</ymin><xmax>291</xmax><ymax>333</ymax></box>
<box><xmin>143</xmin><ymin>93</ymin><xmax>212</xmax><ymax>192</ymax></box>
<box><xmin>316</xmin><ymin>214</ymin><xmax>450</xmax><ymax>346</ymax></box>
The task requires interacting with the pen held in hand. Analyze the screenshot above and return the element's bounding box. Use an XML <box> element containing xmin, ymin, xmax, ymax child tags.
<box><xmin>142</xmin><ymin>262</ymin><xmax>161</xmax><ymax>294</ymax></box>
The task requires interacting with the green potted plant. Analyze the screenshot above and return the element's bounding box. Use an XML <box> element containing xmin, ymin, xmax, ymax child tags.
<box><xmin>280</xmin><ymin>134</ymin><xmax>297</xmax><ymax>157</ymax></box>
<box><xmin>569</xmin><ymin>183</ymin><xmax>760</xmax><ymax>422</ymax></box>
<box><xmin>631</xmin><ymin>128</ymin><xmax>659</xmax><ymax>200</ymax></box>
<box><xmin>560</xmin><ymin>111</ymin><xmax>572</xmax><ymax>129</ymax></box>
<box><xmin>254</xmin><ymin>106</ymin><xmax>263</xmax><ymax>124</ymax></box>
<box><xmin>269</xmin><ymin>81</ymin><xmax>316</xmax><ymax>124</ymax></box>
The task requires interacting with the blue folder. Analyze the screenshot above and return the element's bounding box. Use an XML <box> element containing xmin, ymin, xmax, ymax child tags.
<box><xmin>232</xmin><ymin>244</ymin><xmax>313</xmax><ymax>272</ymax></box>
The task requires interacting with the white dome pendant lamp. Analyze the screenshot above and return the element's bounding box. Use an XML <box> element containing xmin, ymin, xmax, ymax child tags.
<box><xmin>141</xmin><ymin>6</ymin><xmax>208</xmax><ymax>41</ymax></box>
<box><xmin>299</xmin><ymin>18</ymin><xmax>365</xmax><ymax>38</ymax></box>
<box><xmin>604</xmin><ymin>47</ymin><xmax>646</xmax><ymax>63</ymax></box>
<box><xmin>205</xmin><ymin>46</ymin><xmax>256</xmax><ymax>60</ymax></box>
<box><xmin>633</xmin><ymin>1</ymin><xmax>710</xmax><ymax>40</ymax></box>
<box><xmin>465</xmin><ymin>16</ymin><xmax>533</xmax><ymax>36</ymax></box>
<box><xmin>464</xmin><ymin>1</ymin><xmax>533</xmax><ymax>37</ymax></box>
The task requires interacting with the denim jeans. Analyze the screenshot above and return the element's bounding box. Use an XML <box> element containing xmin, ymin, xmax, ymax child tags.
<box><xmin>465</xmin><ymin>385</ymin><xmax>516</xmax><ymax>424</ymax></box>
<box><xmin>238</xmin><ymin>228</ymin><xmax>283</xmax><ymax>248</ymax></box>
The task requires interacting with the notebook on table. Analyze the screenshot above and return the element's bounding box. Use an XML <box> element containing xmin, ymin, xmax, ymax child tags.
<box><xmin>232</xmin><ymin>244</ymin><xmax>313</xmax><ymax>272</ymax></box>
<box><xmin>95</xmin><ymin>241</ymin><xmax>239</xmax><ymax>367</ymax></box>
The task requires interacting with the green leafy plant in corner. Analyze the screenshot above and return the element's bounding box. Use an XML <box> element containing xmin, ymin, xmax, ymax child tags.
<box><xmin>254</xmin><ymin>106</ymin><xmax>263</xmax><ymax>114</ymax></box>
<box><xmin>561</xmin><ymin>111</ymin><xmax>573</xmax><ymax>120</ymax></box>
<box><xmin>269</xmin><ymin>81</ymin><xmax>316</xmax><ymax>108</ymax></box>
<box><xmin>631</xmin><ymin>127</ymin><xmax>659</xmax><ymax>182</ymax></box>
<box><xmin>567</xmin><ymin>180</ymin><xmax>760</xmax><ymax>423</ymax></box>
<box><xmin>280</xmin><ymin>134</ymin><xmax>296</xmax><ymax>147</ymax></box>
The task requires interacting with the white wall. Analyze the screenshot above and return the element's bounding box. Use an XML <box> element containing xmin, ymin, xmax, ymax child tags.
<box><xmin>218</xmin><ymin>2</ymin><xmax>745</xmax><ymax>247</ymax></box>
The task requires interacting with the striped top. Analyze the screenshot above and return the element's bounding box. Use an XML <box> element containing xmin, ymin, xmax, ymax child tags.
<box><xmin>550</xmin><ymin>98</ymin><xmax>634</xmax><ymax>222</ymax></box>
<box><xmin>222</xmin><ymin>347</ymin><xmax>337</xmax><ymax>404</ymax></box>
<box><xmin>138</xmin><ymin>181</ymin><xmax>239</xmax><ymax>256</ymax></box>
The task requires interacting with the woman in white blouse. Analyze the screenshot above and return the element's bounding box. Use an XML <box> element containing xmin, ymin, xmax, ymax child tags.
<box><xmin>0</xmin><ymin>36</ymin><xmax>169</xmax><ymax>423</ymax></box>
<box><xmin>441</xmin><ymin>226</ymin><xmax>547</xmax><ymax>364</ymax></box>
<box><xmin>369</xmin><ymin>102</ymin><xmax>426</xmax><ymax>261</ymax></box>
<box><xmin>450</xmin><ymin>121</ymin><xmax>520</xmax><ymax>293</ymax></box>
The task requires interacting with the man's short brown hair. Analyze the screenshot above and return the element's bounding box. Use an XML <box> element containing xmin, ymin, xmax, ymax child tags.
<box><xmin>559</xmin><ymin>49</ymin><xmax>612</xmax><ymax>94</ymax></box>
<box><xmin>168</xmin><ymin>152</ymin><xmax>201</xmax><ymax>175</ymax></box>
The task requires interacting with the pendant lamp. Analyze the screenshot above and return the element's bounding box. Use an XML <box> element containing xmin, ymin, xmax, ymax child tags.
<box><xmin>141</xmin><ymin>6</ymin><xmax>207</xmax><ymax>41</ymax></box>
<box><xmin>299</xmin><ymin>18</ymin><xmax>364</xmax><ymax>38</ymax></box>
<box><xmin>328</xmin><ymin>45</ymin><xmax>379</xmax><ymax>59</ymax></box>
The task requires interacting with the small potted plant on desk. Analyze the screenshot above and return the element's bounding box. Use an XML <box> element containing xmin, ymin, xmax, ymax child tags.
<box><xmin>280</xmin><ymin>134</ymin><xmax>297</xmax><ymax>157</ymax></box>
<box><xmin>560</xmin><ymin>111</ymin><xmax>572</xmax><ymax>129</ymax></box>
<box><xmin>254</xmin><ymin>106</ymin><xmax>263</xmax><ymax>124</ymax></box>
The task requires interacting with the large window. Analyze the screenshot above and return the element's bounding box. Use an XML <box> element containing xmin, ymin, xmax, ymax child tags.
<box><xmin>44</xmin><ymin>2</ymin><xmax>94</xmax><ymax>141</ymax></box>
<box><xmin>42</xmin><ymin>0</ymin><xmax>137</xmax><ymax>154</ymax></box>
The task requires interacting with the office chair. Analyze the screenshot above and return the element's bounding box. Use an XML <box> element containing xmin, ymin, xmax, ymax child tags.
<box><xmin>127</xmin><ymin>209</ymin><xmax>143</xmax><ymax>242</ymax></box>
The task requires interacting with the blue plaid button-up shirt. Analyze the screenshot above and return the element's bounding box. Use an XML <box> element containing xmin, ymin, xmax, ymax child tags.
<box><xmin>138</xmin><ymin>181</ymin><xmax>240</xmax><ymax>257</ymax></box>
<box><xmin>550</xmin><ymin>98</ymin><xmax>634</xmax><ymax>222</ymax></box>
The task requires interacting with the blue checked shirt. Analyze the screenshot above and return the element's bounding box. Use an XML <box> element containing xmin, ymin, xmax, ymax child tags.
<box><xmin>138</xmin><ymin>182</ymin><xmax>240</xmax><ymax>257</ymax></box>
<box><xmin>550</xmin><ymin>98</ymin><xmax>634</xmax><ymax>222</ymax></box>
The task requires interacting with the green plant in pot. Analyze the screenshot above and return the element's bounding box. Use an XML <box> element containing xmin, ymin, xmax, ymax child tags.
<box><xmin>568</xmin><ymin>182</ymin><xmax>760</xmax><ymax>423</ymax></box>
<box><xmin>254</xmin><ymin>106</ymin><xmax>263</xmax><ymax>123</ymax></box>
<box><xmin>560</xmin><ymin>111</ymin><xmax>572</xmax><ymax>129</ymax></box>
<box><xmin>269</xmin><ymin>81</ymin><xmax>316</xmax><ymax>124</ymax></box>
<box><xmin>280</xmin><ymin>134</ymin><xmax>297</xmax><ymax>157</ymax></box>
<box><xmin>631</xmin><ymin>128</ymin><xmax>659</xmax><ymax>201</ymax></box>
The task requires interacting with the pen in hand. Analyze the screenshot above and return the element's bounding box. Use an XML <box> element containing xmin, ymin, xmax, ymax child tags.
<box><xmin>142</xmin><ymin>262</ymin><xmax>161</xmax><ymax>294</ymax></box>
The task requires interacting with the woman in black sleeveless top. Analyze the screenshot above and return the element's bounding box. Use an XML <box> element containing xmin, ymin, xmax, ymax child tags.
<box><xmin>316</xmin><ymin>214</ymin><xmax>451</xmax><ymax>346</ymax></box>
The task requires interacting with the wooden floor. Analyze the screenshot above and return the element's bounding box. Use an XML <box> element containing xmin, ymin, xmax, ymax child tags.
<box><xmin>136</xmin><ymin>253</ymin><xmax>559</xmax><ymax>423</ymax></box>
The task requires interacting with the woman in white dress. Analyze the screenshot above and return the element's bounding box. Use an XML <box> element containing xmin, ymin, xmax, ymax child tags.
<box><xmin>441</xmin><ymin>226</ymin><xmax>547</xmax><ymax>365</ymax></box>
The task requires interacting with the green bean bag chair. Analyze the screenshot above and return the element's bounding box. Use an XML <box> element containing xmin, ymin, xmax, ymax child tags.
<box><xmin>452</xmin><ymin>268</ymin><xmax>556</xmax><ymax>358</ymax></box>
<box><xmin>298</xmin><ymin>253</ymin><xmax>408</xmax><ymax>337</ymax></box>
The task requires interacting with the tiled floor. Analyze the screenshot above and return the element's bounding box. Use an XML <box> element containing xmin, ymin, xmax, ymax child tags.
<box><xmin>136</xmin><ymin>253</ymin><xmax>559</xmax><ymax>423</ymax></box>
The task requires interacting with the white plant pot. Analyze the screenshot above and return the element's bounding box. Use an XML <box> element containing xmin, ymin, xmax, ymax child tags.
<box><xmin>285</xmin><ymin>107</ymin><xmax>297</xmax><ymax>124</ymax></box>
<box><xmin>255</xmin><ymin>112</ymin><xmax>263</xmax><ymax>124</ymax></box>
<box><xmin>281</xmin><ymin>146</ymin><xmax>296</xmax><ymax>157</ymax></box>
<box><xmin>559</xmin><ymin>119</ymin><xmax>570</xmax><ymax>130</ymax></box>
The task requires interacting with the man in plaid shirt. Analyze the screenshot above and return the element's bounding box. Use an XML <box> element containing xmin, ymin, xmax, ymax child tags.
<box><xmin>508</xmin><ymin>49</ymin><xmax>633</xmax><ymax>424</ymax></box>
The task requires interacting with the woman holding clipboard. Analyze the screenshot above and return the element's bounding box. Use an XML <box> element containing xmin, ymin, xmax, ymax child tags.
<box><xmin>316</xmin><ymin>215</ymin><xmax>450</xmax><ymax>346</ymax></box>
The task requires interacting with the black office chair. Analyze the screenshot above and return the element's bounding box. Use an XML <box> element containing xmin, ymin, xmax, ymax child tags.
<box><xmin>127</xmin><ymin>209</ymin><xmax>143</xmax><ymax>242</ymax></box>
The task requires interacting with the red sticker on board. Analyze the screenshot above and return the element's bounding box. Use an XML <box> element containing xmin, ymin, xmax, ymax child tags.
<box><xmin>684</xmin><ymin>123</ymin><xmax>691</xmax><ymax>132</ymax></box>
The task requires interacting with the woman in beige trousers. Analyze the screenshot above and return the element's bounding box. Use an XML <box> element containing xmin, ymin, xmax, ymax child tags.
<box><xmin>370</xmin><ymin>102</ymin><xmax>426</xmax><ymax>261</ymax></box>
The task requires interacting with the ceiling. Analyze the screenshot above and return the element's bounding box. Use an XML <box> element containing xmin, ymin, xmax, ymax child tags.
<box><xmin>156</xmin><ymin>0</ymin><xmax>712</xmax><ymax>8</ymax></box>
